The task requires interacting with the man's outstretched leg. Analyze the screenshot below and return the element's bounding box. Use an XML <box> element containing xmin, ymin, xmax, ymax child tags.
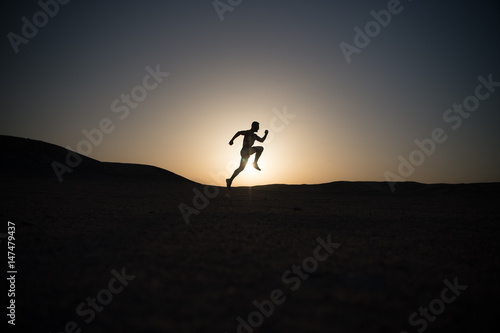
<box><xmin>226</xmin><ymin>157</ymin><xmax>248</xmax><ymax>190</ymax></box>
<box><xmin>252</xmin><ymin>146</ymin><xmax>264</xmax><ymax>171</ymax></box>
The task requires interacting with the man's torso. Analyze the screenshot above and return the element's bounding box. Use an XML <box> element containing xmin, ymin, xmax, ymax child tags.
<box><xmin>242</xmin><ymin>131</ymin><xmax>256</xmax><ymax>149</ymax></box>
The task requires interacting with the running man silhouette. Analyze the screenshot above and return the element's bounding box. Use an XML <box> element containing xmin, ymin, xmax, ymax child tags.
<box><xmin>226</xmin><ymin>121</ymin><xmax>268</xmax><ymax>190</ymax></box>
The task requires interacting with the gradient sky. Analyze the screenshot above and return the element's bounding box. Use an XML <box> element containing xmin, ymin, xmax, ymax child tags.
<box><xmin>2</xmin><ymin>0</ymin><xmax>500</xmax><ymax>186</ymax></box>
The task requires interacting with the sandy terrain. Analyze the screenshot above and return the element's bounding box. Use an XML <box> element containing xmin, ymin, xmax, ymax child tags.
<box><xmin>1</xmin><ymin>136</ymin><xmax>499</xmax><ymax>332</ymax></box>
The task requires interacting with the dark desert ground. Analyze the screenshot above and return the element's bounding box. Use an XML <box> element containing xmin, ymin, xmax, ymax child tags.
<box><xmin>1</xmin><ymin>135</ymin><xmax>499</xmax><ymax>333</ymax></box>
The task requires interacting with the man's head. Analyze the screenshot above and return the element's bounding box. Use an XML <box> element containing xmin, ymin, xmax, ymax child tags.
<box><xmin>251</xmin><ymin>121</ymin><xmax>259</xmax><ymax>132</ymax></box>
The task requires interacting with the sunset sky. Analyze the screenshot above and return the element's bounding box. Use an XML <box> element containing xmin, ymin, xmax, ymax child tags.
<box><xmin>2</xmin><ymin>0</ymin><xmax>500</xmax><ymax>186</ymax></box>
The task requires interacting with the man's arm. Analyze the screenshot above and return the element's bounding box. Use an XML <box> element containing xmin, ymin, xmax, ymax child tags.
<box><xmin>255</xmin><ymin>130</ymin><xmax>269</xmax><ymax>143</ymax></box>
<box><xmin>229</xmin><ymin>131</ymin><xmax>242</xmax><ymax>145</ymax></box>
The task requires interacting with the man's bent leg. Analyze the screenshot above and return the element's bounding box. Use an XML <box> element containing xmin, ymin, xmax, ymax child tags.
<box><xmin>253</xmin><ymin>146</ymin><xmax>264</xmax><ymax>171</ymax></box>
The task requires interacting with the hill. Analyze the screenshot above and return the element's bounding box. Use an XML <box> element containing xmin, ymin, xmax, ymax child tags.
<box><xmin>0</xmin><ymin>135</ymin><xmax>194</xmax><ymax>183</ymax></box>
